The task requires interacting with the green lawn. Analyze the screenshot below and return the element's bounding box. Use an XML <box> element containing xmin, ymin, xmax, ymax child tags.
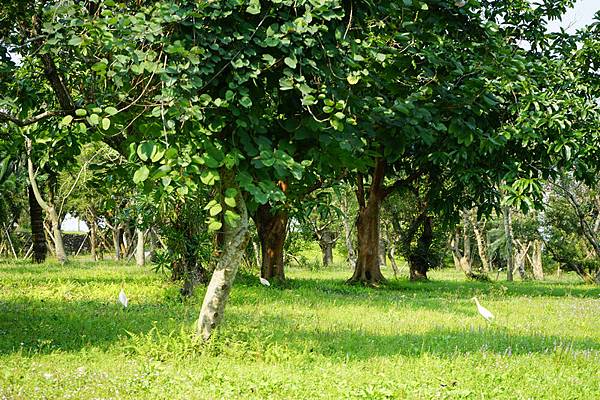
<box><xmin>0</xmin><ymin>260</ymin><xmax>599</xmax><ymax>399</ymax></box>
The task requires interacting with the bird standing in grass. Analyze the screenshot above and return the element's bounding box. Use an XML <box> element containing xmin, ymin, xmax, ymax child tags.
<box><xmin>471</xmin><ymin>296</ymin><xmax>494</xmax><ymax>322</ymax></box>
<box><xmin>119</xmin><ymin>288</ymin><xmax>128</xmax><ymax>308</ymax></box>
<box><xmin>259</xmin><ymin>277</ymin><xmax>271</xmax><ymax>287</ymax></box>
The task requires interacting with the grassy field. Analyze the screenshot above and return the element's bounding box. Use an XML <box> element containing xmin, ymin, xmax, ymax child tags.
<box><xmin>0</xmin><ymin>259</ymin><xmax>599</xmax><ymax>399</ymax></box>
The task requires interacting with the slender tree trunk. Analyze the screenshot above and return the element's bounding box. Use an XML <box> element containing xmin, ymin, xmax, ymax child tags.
<box><xmin>532</xmin><ymin>239</ymin><xmax>544</xmax><ymax>280</ymax></box>
<box><xmin>252</xmin><ymin>240</ymin><xmax>261</xmax><ymax>267</ymax></box>
<box><xmin>340</xmin><ymin>195</ymin><xmax>357</xmax><ymax>267</ymax></box>
<box><xmin>88</xmin><ymin>212</ymin><xmax>98</xmax><ymax>261</ymax></box>
<box><xmin>135</xmin><ymin>228</ymin><xmax>145</xmax><ymax>267</ymax></box>
<box><xmin>384</xmin><ymin>226</ymin><xmax>399</xmax><ymax>277</ymax></box>
<box><xmin>112</xmin><ymin>225</ymin><xmax>121</xmax><ymax>260</ymax></box>
<box><xmin>471</xmin><ymin>216</ymin><xmax>490</xmax><ymax>273</ymax></box>
<box><xmin>502</xmin><ymin>205</ymin><xmax>515</xmax><ymax>282</ymax></box>
<box><xmin>462</xmin><ymin>211</ymin><xmax>472</xmax><ymax>272</ymax></box>
<box><xmin>348</xmin><ymin>160</ymin><xmax>387</xmax><ymax>285</ymax></box>
<box><xmin>254</xmin><ymin>204</ymin><xmax>288</xmax><ymax>281</ymax></box>
<box><xmin>197</xmin><ymin>176</ymin><xmax>250</xmax><ymax>340</ymax></box>
<box><xmin>28</xmin><ymin>185</ymin><xmax>47</xmax><ymax>263</ymax></box>
<box><xmin>379</xmin><ymin>238</ymin><xmax>387</xmax><ymax>267</ymax></box>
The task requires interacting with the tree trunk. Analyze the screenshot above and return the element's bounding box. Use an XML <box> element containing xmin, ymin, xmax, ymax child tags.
<box><xmin>197</xmin><ymin>176</ymin><xmax>250</xmax><ymax>340</ymax></box>
<box><xmin>409</xmin><ymin>216</ymin><xmax>433</xmax><ymax>280</ymax></box>
<box><xmin>348</xmin><ymin>160</ymin><xmax>387</xmax><ymax>285</ymax></box>
<box><xmin>89</xmin><ymin>217</ymin><xmax>98</xmax><ymax>261</ymax></box>
<box><xmin>28</xmin><ymin>185</ymin><xmax>47</xmax><ymax>263</ymax></box>
<box><xmin>379</xmin><ymin>238</ymin><xmax>387</xmax><ymax>267</ymax></box>
<box><xmin>254</xmin><ymin>204</ymin><xmax>288</xmax><ymax>281</ymax></box>
<box><xmin>532</xmin><ymin>239</ymin><xmax>544</xmax><ymax>280</ymax></box>
<box><xmin>502</xmin><ymin>205</ymin><xmax>515</xmax><ymax>282</ymax></box>
<box><xmin>384</xmin><ymin>227</ymin><xmax>399</xmax><ymax>277</ymax></box>
<box><xmin>515</xmin><ymin>240</ymin><xmax>530</xmax><ymax>280</ymax></box>
<box><xmin>112</xmin><ymin>225</ymin><xmax>121</xmax><ymax>260</ymax></box>
<box><xmin>26</xmin><ymin>149</ymin><xmax>67</xmax><ymax>264</ymax></box>
<box><xmin>135</xmin><ymin>228</ymin><xmax>145</xmax><ymax>267</ymax></box>
<box><xmin>49</xmin><ymin>207</ymin><xmax>66</xmax><ymax>263</ymax></box>
<box><xmin>319</xmin><ymin>230</ymin><xmax>335</xmax><ymax>266</ymax></box>
<box><xmin>340</xmin><ymin>195</ymin><xmax>357</xmax><ymax>267</ymax></box>
<box><xmin>470</xmin><ymin>213</ymin><xmax>490</xmax><ymax>273</ymax></box>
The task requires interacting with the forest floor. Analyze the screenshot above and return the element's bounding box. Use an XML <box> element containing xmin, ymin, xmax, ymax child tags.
<box><xmin>0</xmin><ymin>258</ymin><xmax>599</xmax><ymax>399</ymax></box>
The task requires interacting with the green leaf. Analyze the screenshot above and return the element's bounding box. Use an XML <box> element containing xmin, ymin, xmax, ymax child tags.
<box><xmin>209</xmin><ymin>203</ymin><xmax>223</xmax><ymax>217</ymax></box>
<box><xmin>207</xmin><ymin>219</ymin><xmax>223</xmax><ymax>232</ymax></box>
<box><xmin>101</xmin><ymin>117</ymin><xmax>111</xmax><ymax>130</ymax></box>
<box><xmin>133</xmin><ymin>166</ymin><xmax>150</xmax><ymax>184</ymax></box>
<box><xmin>224</xmin><ymin>210</ymin><xmax>241</xmax><ymax>227</ymax></box>
<box><xmin>224</xmin><ymin>196</ymin><xmax>236</xmax><ymax>207</ymax></box>
<box><xmin>61</xmin><ymin>115</ymin><xmax>73</xmax><ymax>126</ymax></box>
<box><xmin>75</xmin><ymin>109</ymin><xmax>87</xmax><ymax>117</ymax></box>
<box><xmin>68</xmin><ymin>36</ymin><xmax>83</xmax><ymax>46</ymax></box>
<box><xmin>88</xmin><ymin>114</ymin><xmax>100</xmax><ymax>126</ymax></box>
<box><xmin>137</xmin><ymin>142</ymin><xmax>155</xmax><ymax>162</ymax></box>
<box><xmin>347</xmin><ymin>75</ymin><xmax>360</xmax><ymax>85</ymax></box>
<box><xmin>240</xmin><ymin>96</ymin><xmax>253</xmax><ymax>108</ymax></box>
<box><xmin>284</xmin><ymin>55</ymin><xmax>297</xmax><ymax>69</ymax></box>
<box><xmin>200</xmin><ymin>170</ymin><xmax>220</xmax><ymax>185</ymax></box>
<box><xmin>246</xmin><ymin>0</ymin><xmax>261</xmax><ymax>14</ymax></box>
<box><xmin>105</xmin><ymin>106</ymin><xmax>119</xmax><ymax>116</ymax></box>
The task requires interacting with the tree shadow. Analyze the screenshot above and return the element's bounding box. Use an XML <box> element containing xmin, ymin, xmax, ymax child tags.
<box><xmin>0</xmin><ymin>297</ymin><xmax>198</xmax><ymax>355</ymax></box>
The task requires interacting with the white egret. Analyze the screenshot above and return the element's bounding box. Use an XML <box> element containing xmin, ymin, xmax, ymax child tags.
<box><xmin>471</xmin><ymin>296</ymin><xmax>494</xmax><ymax>322</ymax></box>
<box><xmin>119</xmin><ymin>288</ymin><xmax>128</xmax><ymax>308</ymax></box>
<box><xmin>259</xmin><ymin>277</ymin><xmax>271</xmax><ymax>287</ymax></box>
<box><xmin>455</xmin><ymin>0</ymin><xmax>466</xmax><ymax>7</ymax></box>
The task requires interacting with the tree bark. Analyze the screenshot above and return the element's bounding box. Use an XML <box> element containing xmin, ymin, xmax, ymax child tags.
<box><xmin>340</xmin><ymin>195</ymin><xmax>357</xmax><ymax>267</ymax></box>
<box><xmin>531</xmin><ymin>239</ymin><xmax>544</xmax><ymax>280</ymax></box>
<box><xmin>197</xmin><ymin>177</ymin><xmax>250</xmax><ymax>340</ymax></box>
<box><xmin>319</xmin><ymin>230</ymin><xmax>335</xmax><ymax>266</ymax></box>
<box><xmin>28</xmin><ymin>185</ymin><xmax>47</xmax><ymax>263</ymax></box>
<box><xmin>502</xmin><ymin>205</ymin><xmax>515</xmax><ymax>282</ymax></box>
<box><xmin>515</xmin><ymin>240</ymin><xmax>530</xmax><ymax>280</ymax></box>
<box><xmin>470</xmin><ymin>213</ymin><xmax>490</xmax><ymax>273</ymax></box>
<box><xmin>135</xmin><ymin>228</ymin><xmax>145</xmax><ymax>267</ymax></box>
<box><xmin>26</xmin><ymin>148</ymin><xmax>67</xmax><ymax>264</ymax></box>
<box><xmin>254</xmin><ymin>203</ymin><xmax>288</xmax><ymax>281</ymax></box>
<box><xmin>409</xmin><ymin>215</ymin><xmax>433</xmax><ymax>280</ymax></box>
<box><xmin>112</xmin><ymin>225</ymin><xmax>121</xmax><ymax>261</ymax></box>
<box><xmin>348</xmin><ymin>159</ymin><xmax>386</xmax><ymax>285</ymax></box>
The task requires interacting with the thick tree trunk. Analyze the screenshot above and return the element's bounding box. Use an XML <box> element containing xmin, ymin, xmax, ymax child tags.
<box><xmin>349</xmin><ymin>198</ymin><xmax>385</xmax><ymax>284</ymax></box>
<box><xmin>26</xmin><ymin>150</ymin><xmax>67</xmax><ymax>264</ymax></box>
<box><xmin>409</xmin><ymin>216</ymin><xmax>433</xmax><ymax>280</ymax></box>
<box><xmin>254</xmin><ymin>204</ymin><xmax>288</xmax><ymax>281</ymax></box>
<box><xmin>197</xmin><ymin>178</ymin><xmax>250</xmax><ymax>340</ymax></box>
<box><xmin>502</xmin><ymin>205</ymin><xmax>515</xmax><ymax>282</ymax></box>
<box><xmin>515</xmin><ymin>240</ymin><xmax>530</xmax><ymax>280</ymax></box>
<box><xmin>531</xmin><ymin>239</ymin><xmax>544</xmax><ymax>280</ymax></box>
<box><xmin>135</xmin><ymin>228</ymin><xmax>145</xmax><ymax>267</ymax></box>
<box><xmin>348</xmin><ymin>161</ymin><xmax>387</xmax><ymax>285</ymax></box>
<box><xmin>28</xmin><ymin>185</ymin><xmax>47</xmax><ymax>263</ymax></box>
<box><xmin>319</xmin><ymin>230</ymin><xmax>335</xmax><ymax>266</ymax></box>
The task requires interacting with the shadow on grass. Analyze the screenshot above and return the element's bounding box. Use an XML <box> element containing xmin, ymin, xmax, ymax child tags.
<box><xmin>0</xmin><ymin>297</ymin><xmax>199</xmax><ymax>356</ymax></box>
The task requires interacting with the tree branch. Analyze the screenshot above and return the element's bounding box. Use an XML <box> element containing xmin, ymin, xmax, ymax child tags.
<box><xmin>0</xmin><ymin>110</ymin><xmax>65</xmax><ymax>127</ymax></box>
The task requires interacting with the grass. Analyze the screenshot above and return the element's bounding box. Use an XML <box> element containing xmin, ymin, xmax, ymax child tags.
<box><xmin>0</xmin><ymin>258</ymin><xmax>599</xmax><ymax>399</ymax></box>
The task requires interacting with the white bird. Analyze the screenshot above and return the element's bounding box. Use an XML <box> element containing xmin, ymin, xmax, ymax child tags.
<box><xmin>455</xmin><ymin>0</ymin><xmax>467</xmax><ymax>7</ymax></box>
<box><xmin>471</xmin><ymin>296</ymin><xmax>494</xmax><ymax>322</ymax></box>
<box><xmin>119</xmin><ymin>288</ymin><xmax>128</xmax><ymax>308</ymax></box>
<box><xmin>259</xmin><ymin>277</ymin><xmax>271</xmax><ymax>287</ymax></box>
